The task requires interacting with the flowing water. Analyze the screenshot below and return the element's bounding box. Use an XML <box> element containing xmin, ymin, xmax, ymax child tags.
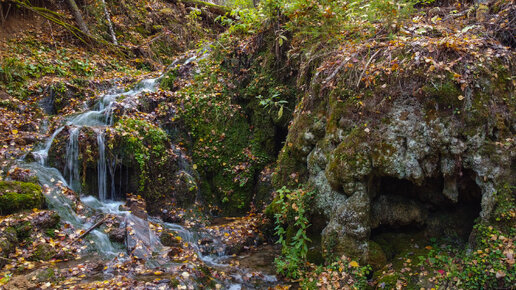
<box><xmin>20</xmin><ymin>57</ymin><xmax>281</xmax><ymax>288</ymax></box>
<box><xmin>65</xmin><ymin>127</ymin><xmax>80</xmax><ymax>191</ymax></box>
<box><xmin>96</xmin><ymin>130</ymin><xmax>108</xmax><ymax>201</ymax></box>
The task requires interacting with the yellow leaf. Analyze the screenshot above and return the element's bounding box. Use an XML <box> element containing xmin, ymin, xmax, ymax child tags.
<box><xmin>349</xmin><ymin>261</ymin><xmax>359</xmax><ymax>267</ymax></box>
<box><xmin>12</xmin><ymin>130</ymin><xmax>18</xmax><ymax>134</ymax></box>
<box><xmin>193</xmin><ymin>164</ymin><xmax>197</xmax><ymax>170</ymax></box>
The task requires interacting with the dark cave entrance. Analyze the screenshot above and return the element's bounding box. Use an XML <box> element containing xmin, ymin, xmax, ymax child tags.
<box><xmin>370</xmin><ymin>169</ymin><xmax>482</xmax><ymax>260</ymax></box>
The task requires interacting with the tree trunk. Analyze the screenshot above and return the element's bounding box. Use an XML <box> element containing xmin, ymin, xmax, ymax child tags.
<box><xmin>65</xmin><ymin>0</ymin><xmax>89</xmax><ymax>35</ymax></box>
<box><xmin>100</xmin><ymin>0</ymin><xmax>117</xmax><ymax>45</ymax></box>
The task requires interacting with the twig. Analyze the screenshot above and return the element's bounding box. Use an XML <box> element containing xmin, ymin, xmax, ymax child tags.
<box><xmin>67</xmin><ymin>215</ymin><xmax>109</xmax><ymax>246</ymax></box>
<box><xmin>324</xmin><ymin>58</ymin><xmax>349</xmax><ymax>85</ymax></box>
<box><xmin>5</xmin><ymin>4</ymin><xmax>12</xmax><ymax>23</ymax></box>
<box><xmin>356</xmin><ymin>49</ymin><xmax>381</xmax><ymax>88</ymax></box>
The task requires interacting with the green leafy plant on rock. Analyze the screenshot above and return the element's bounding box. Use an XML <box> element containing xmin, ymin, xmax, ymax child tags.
<box><xmin>272</xmin><ymin>186</ymin><xmax>314</xmax><ymax>279</ymax></box>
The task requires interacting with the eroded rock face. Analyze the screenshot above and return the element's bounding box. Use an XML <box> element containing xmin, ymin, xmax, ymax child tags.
<box><xmin>321</xmin><ymin>190</ymin><xmax>370</xmax><ymax>261</ymax></box>
<box><xmin>277</xmin><ymin>72</ymin><xmax>515</xmax><ymax>265</ymax></box>
<box><xmin>317</xmin><ymin>98</ymin><xmax>512</xmax><ymax>261</ymax></box>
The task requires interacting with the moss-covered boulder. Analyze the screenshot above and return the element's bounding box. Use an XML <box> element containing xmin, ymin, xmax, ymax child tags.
<box><xmin>108</xmin><ymin>116</ymin><xmax>182</xmax><ymax>212</ymax></box>
<box><xmin>29</xmin><ymin>243</ymin><xmax>57</xmax><ymax>261</ymax></box>
<box><xmin>272</xmin><ymin>12</ymin><xmax>516</xmax><ymax>270</ymax></box>
<box><xmin>0</xmin><ymin>181</ymin><xmax>45</xmax><ymax>215</ymax></box>
<box><xmin>0</xmin><ymin>227</ymin><xmax>17</xmax><ymax>268</ymax></box>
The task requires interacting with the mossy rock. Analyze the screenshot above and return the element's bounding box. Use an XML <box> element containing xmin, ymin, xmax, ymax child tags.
<box><xmin>0</xmin><ymin>181</ymin><xmax>45</xmax><ymax>215</ymax></box>
<box><xmin>0</xmin><ymin>227</ymin><xmax>17</xmax><ymax>268</ymax></box>
<box><xmin>160</xmin><ymin>230</ymin><xmax>182</xmax><ymax>247</ymax></box>
<box><xmin>306</xmin><ymin>248</ymin><xmax>324</xmax><ymax>265</ymax></box>
<box><xmin>30</xmin><ymin>244</ymin><xmax>56</xmax><ymax>261</ymax></box>
<box><xmin>35</xmin><ymin>268</ymin><xmax>57</xmax><ymax>283</ymax></box>
<box><xmin>374</xmin><ymin>272</ymin><xmax>400</xmax><ymax>289</ymax></box>
<box><xmin>0</xmin><ymin>227</ymin><xmax>18</xmax><ymax>256</ymax></box>
<box><xmin>15</xmin><ymin>221</ymin><xmax>32</xmax><ymax>240</ymax></box>
<box><xmin>367</xmin><ymin>241</ymin><xmax>387</xmax><ymax>270</ymax></box>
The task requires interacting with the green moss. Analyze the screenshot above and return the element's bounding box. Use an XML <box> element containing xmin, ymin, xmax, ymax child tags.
<box><xmin>422</xmin><ymin>77</ymin><xmax>461</xmax><ymax>108</ymax></box>
<box><xmin>15</xmin><ymin>221</ymin><xmax>32</xmax><ymax>240</ymax></box>
<box><xmin>0</xmin><ymin>181</ymin><xmax>45</xmax><ymax>215</ymax></box>
<box><xmin>174</xmin><ymin>56</ymin><xmax>290</xmax><ymax>214</ymax></box>
<box><xmin>491</xmin><ymin>183</ymin><xmax>516</xmax><ymax>232</ymax></box>
<box><xmin>35</xmin><ymin>268</ymin><xmax>57</xmax><ymax>282</ymax></box>
<box><xmin>273</xmin><ymin>145</ymin><xmax>309</xmax><ymax>188</ymax></box>
<box><xmin>30</xmin><ymin>244</ymin><xmax>56</xmax><ymax>261</ymax></box>
<box><xmin>375</xmin><ymin>272</ymin><xmax>400</xmax><ymax>289</ymax></box>
<box><xmin>367</xmin><ymin>241</ymin><xmax>387</xmax><ymax>270</ymax></box>
<box><xmin>160</xmin><ymin>67</ymin><xmax>179</xmax><ymax>91</ymax></box>
<box><xmin>111</xmin><ymin>117</ymin><xmax>174</xmax><ymax>206</ymax></box>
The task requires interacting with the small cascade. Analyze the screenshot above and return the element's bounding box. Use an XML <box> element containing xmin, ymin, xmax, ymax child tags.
<box><xmin>18</xmin><ymin>162</ymin><xmax>123</xmax><ymax>257</ymax></box>
<box><xmin>19</xmin><ymin>53</ymin><xmax>283</xmax><ymax>287</ymax></box>
<box><xmin>97</xmin><ymin>130</ymin><xmax>108</xmax><ymax>201</ymax></box>
<box><xmin>108</xmin><ymin>158</ymin><xmax>117</xmax><ymax>200</ymax></box>
<box><xmin>32</xmin><ymin>126</ymin><xmax>64</xmax><ymax>165</ymax></box>
<box><xmin>65</xmin><ymin>127</ymin><xmax>81</xmax><ymax>192</ymax></box>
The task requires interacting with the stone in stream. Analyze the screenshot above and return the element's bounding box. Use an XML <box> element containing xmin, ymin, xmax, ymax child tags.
<box><xmin>125</xmin><ymin>215</ymin><xmax>162</xmax><ymax>260</ymax></box>
<box><xmin>126</xmin><ymin>194</ymin><xmax>148</xmax><ymax>220</ymax></box>
<box><xmin>160</xmin><ymin>208</ymin><xmax>184</xmax><ymax>224</ymax></box>
<box><xmin>160</xmin><ymin>229</ymin><xmax>182</xmax><ymax>247</ymax></box>
<box><xmin>106</xmin><ymin>215</ymin><xmax>126</xmax><ymax>243</ymax></box>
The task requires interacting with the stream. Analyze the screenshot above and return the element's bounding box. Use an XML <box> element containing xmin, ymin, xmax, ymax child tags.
<box><xmin>16</xmin><ymin>59</ymin><xmax>282</xmax><ymax>289</ymax></box>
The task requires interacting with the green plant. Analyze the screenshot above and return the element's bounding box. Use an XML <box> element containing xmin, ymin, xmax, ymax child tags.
<box><xmin>70</xmin><ymin>59</ymin><xmax>94</xmax><ymax>76</ymax></box>
<box><xmin>273</xmin><ymin>186</ymin><xmax>314</xmax><ymax>279</ymax></box>
<box><xmin>0</xmin><ymin>57</ymin><xmax>27</xmax><ymax>83</ymax></box>
<box><xmin>256</xmin><ymin>92</ymin><xmax>288</xmax><ymax>119</ymax></box>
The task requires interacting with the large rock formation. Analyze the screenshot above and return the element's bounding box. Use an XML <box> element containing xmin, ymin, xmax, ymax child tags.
<box><xmin>274</xmin><ymin>27</ymin><xmax>515</xmax><ymax>265</ymax></box>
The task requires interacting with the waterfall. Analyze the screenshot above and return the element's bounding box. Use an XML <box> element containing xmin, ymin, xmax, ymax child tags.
<box><xmin>108</xmin><ymin>158</ymin><xmax>117</xmax><ymax>200</ymax></box>
<box><xmin>32</xmin><ymin>126</ymin><xmax>64</xmax><ymax>165</ymax></box>
<box><xmin>97</xmin><ymin>130</ymin><xmax>107</xmax><ymax>201</ymax></box>
<box><xmin>65</xmin><ymin>127</ymin><xmax>80</xmax><ymax>192</ymax></box>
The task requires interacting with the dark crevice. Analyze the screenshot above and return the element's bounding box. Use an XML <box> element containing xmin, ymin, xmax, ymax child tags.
<box><xmin>274</xmin><ymin>124</ymin><xmax>289</xmax><ymax>157</ymax></box>
<box><xmin>370</xmin><ymin>169</ymin><xmax>482</xmax><ymax>260</ymax></box>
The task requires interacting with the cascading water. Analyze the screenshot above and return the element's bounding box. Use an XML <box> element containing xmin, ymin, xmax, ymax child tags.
<box><xmin>32</xmin><ymin>126</ymin><xmax>64</xmax><ymax>165</ymax></box>
<box><xmin>65</xmin><ymin>127</ymin><xmax>81</xmax><ymax>192</ymax></box>
<box><xmin>19</xmin><ymin>52</ymin><xmax>281</xmax><ymax>288</ymax></box>
<box><xmin>21</xmin><ymin>76</ymin><xmax>162</xmax><ymax>258</ymax></box>
<box><xmin>96</xmin><ymin>130</ymin><xmax>107</xmax><ymax>201</ymax></box>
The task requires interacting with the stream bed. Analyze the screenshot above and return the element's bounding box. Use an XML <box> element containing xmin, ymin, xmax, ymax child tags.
<box><xmin>8</xmin><ymin>64</ymin><xmax>285</xmax><ymax>289</ymax></box>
